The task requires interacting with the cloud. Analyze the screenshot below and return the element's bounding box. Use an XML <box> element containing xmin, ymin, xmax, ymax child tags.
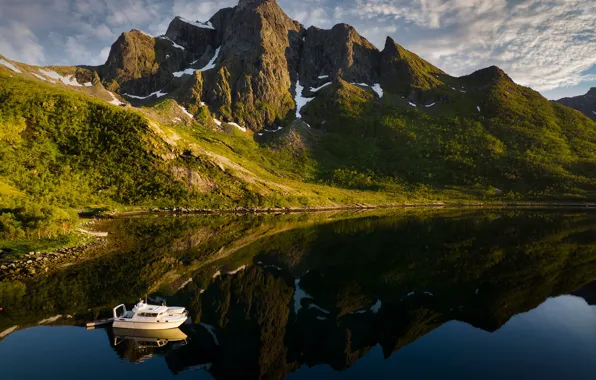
<box><xmin>0</xmin><ymin>0</ymin><xmax>593</xmax><ymax>95</ymax></box>
<box><xmin>351</xmin><ymin>0</ymin><xmax>596</xmax><ymax>92</ymax></box>
<box><xmin>64</xmin><ymin>35</ymin><xmax>110</xmax><ymax>65</ymax></box>
<box><xmin>0</xmin><ymin>21</ymin><xmax>46</xmax><ymax>65</ymax></box>
<box><xmin>171</xmin><ymin>0</ymin><xmax>235</xmax><ymax>22</ymax></box>
<box><xmin>105</xmin><ymin>0</ymin><xmax>163</xmax><ymax>26</ymax></box>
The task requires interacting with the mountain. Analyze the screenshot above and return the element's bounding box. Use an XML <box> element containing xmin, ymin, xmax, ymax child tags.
<box><xmin>555</xmin><ymin>88</ymin><xmax>596</xmax><ymax>121</ymax></box>
<box><xmin>2</xmin><ymin>0</ymin><xmax>596</xmax><ymax>238</ymax></box>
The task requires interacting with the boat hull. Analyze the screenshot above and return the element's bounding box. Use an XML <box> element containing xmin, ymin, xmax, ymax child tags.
<box><xmin>112</xmin><ymin>317</ymin><xmax>187</xmax><ymax>330</ymax></box>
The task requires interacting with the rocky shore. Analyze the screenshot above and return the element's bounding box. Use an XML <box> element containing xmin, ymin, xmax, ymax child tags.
<box><xmin>99</xmin><ymin>201</ymin><xmax>596</xmax><ymax>218</ymax></box>
<box><xmin>101</xmin><ymin>203</ymin><xmax>449</xmax><ymax>217</ymax></box>
<box><xmin>0</xmin><ymin>228</ymin><xmax>108</xmax><ymax>281</ymax></box>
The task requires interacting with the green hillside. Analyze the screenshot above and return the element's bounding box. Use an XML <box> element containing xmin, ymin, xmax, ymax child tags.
<box><xmin>300</xmin><ymin>71</ymin><xmax>596</xmax><ymax>198</ymax></box>
<box><xmin>0</xmin><ymin>68</ymin><xmax>418</xmax><ymax>240</ymax></box>
<box><xmin>2</xmin><ymin>11</ymin><xmax>596</xmax><ymax>244</ymax></box>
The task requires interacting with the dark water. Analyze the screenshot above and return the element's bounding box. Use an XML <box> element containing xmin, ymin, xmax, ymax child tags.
<box><xmin>2</xmin><ymin>209</ymin><xmax>596</xmax><ymax>379</ymax></box>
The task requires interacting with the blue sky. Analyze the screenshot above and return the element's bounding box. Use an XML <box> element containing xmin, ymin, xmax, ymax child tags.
<box><xmin>1</xmin><ymin>0</ymin><xmax>594</xmax><ymax>99</ymax></box>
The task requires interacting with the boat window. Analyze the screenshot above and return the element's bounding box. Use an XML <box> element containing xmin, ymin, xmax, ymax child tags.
<box><xmin>136</xmin><ymin>312</ymin><xmax>159</xmax><ymax>317</ymax></box>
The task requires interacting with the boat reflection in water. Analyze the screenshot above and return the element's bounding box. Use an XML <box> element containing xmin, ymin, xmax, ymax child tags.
<box><xmin>108</xmin><ymin>328</ymin><xmax>188</xmax><ymax>363</ymax></box>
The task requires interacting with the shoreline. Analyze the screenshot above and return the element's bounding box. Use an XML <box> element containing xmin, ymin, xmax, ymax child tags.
<box><xmin>101</xmin><ymin>201</ymin><xmax>596</xmax><ymax>217</ymax></box>
<box><xmin>4</xmin><ymin>201</ymin><xmax>596</xmax><ymax>282</ymax></box>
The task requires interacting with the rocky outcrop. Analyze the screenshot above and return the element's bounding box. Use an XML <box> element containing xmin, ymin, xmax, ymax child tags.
<box><xmin>201</xmin><ymin>8</ymin><xmax>233</xmax><ymax>49</ymax></box>
<box><xmin>200</xmin><ymin>0</ymin><xmax>303</xmax><ymax>130</ymax></box>
<box><xmin>170</xmin><ymin>166</ymin><xmax>217</xmax><ymax>193</ymax></box>
<box><xmin>0</xmin><ymin>235</ymin><xmax>107</xmax><ymax>281</ymax></box>
<box><xmin>100</xmin><ymin>30</ymin><xmax>189</xmax><ymax>95</ymax></box>
<box><xmin>556</xmin><ymin>88</ymin><xmax>596</xmax><ymax>121</ymax></box>
<box><xmin>380</xmin><ymin>36</ymin><xmax>444</xmax><ymax>94</ymax></box>
<box><xmin>165</xmin><ymin>16</ymin><xmax>217</xmax><ymax>62</ymax></box>
<box><xmin>299</xmin><ymin>24</ymin><xmax>380</xmax><ymax>91</ymax></box>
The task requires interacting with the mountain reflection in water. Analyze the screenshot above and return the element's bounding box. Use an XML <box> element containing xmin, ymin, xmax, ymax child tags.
<box><xmin>2</xmin><ymin>209</ymin><xmax>596</xmax><ymax>379</ymax></box>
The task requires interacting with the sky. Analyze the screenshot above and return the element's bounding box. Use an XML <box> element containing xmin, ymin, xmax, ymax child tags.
<box><xmin>0</xmin><ymin>0</ymin><xmax>594</xmax><ymax>100</ymax></box>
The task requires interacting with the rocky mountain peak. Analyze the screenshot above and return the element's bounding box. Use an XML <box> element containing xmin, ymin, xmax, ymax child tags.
<box><xmin>299</xmin><ymin>24</ymin><xmax>380</xmax><ymax>89</ymax></box>
<box><xmin>197</xmin><ymin>0</ymin><xmax>302</xmax><ymax>130</ymax></box>
<box><xmin>555</xmin><ymin>87</ymin><xmax>596</xmax><ymax>121</ymax></box>
<box><xmin>101</xmin><ymin>28</ymin><xmax>190</xmax><ymax>95</ymax></box>
<box><xmin>238</xmin><ymin>0</ymin><xmax>277</xmax><ymax>9</ymax></box>
<box><xmin>165</xmin><ymin>16</ymin><xmax>217</xmax><ymax>61</ymax></box>
<box><xmin>379</xmin><ymin>36</ymin><xmax>443</xmax><ymax>94</ymax></box>
<box><xmin>382</xmin><ymin>36</ymin><xmax>404</xmax><ymax>57</ymax></box>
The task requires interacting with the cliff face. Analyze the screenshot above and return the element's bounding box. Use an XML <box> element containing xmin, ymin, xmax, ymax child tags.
<box><xmin>299</xmin><ymin>24</ymin><xmax>381</xmax><ymax>91</ymax></box>
<box><xmin>202</xmin><ymin>0</ymin><xmax>304</xmax><ymax>129</ymax></box>
<box><xmin>379</xmin><ymin>36</ymin><xmax>443</xmax><ymax>94</ymax></box>
<box><xmin>164</xmin><ymin>16</ymin><xmax>217</xmax><ymax>62</ymax></box>
<box><xmin>100</xmin><ymin>29</ymin><xmax>190</xmax><ymax>95</ymax></box>
<box><xmin>97</xmin><ymin>0</ymin><xmax>387</xmax><ymax>130</ymax></box>
<box><xmin>95</xmin><ymin>0</ymin><xmax>594</xmax><ymax>136</ymax></box>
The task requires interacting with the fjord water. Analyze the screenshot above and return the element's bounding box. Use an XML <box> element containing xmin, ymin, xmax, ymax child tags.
<box><xmin>2</xmin><ymin>209</ymin><xmax>596</xmax><ymax>379</ymax></box>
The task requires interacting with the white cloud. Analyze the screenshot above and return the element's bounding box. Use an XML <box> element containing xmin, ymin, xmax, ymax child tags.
<box><xmin>351</xmin><ymin>0</ymin><xmax>596</xmax><ymax>91</ymax></box>
<box><xmin>0</xmin><ymin>0</ymin><xmax>593</xmax><ymax>96</ymax></box>
<box><xmin>0</xmin><ymin>21</ymin><xmax>46</xmax><ymax>65</ymax></box>
<box><xmin>106</xmin><ymin>0</ymin><xmax>163</xmax><ymax>26</ymax></box>
<box><xmin>172</xmin><ymin>0</ymin><xmax>235</xmax><ymax>22</ymax></box>
<box><xmin>98</xmin><ymin>46</ymin><xmax>111</xmax><ymax>64</ymax></box>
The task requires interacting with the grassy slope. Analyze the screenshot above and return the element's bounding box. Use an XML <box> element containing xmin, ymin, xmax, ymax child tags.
<box><xmin>3</xmin><ymin>48</ymin><xmax>596</xmax><ymax>244</ymax></box>
<box><xmin>0</xmin><ymin>66</ymin><xmax>450</xmax><ymax>242</ymax></box>
<box><xmin>300</xmin><ymin>74</ymin><xmax>596</xmax><ymax>200</ymax></box>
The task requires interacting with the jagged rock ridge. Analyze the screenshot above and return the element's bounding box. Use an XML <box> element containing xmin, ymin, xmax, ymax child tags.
<box><xmin>92</xmin><ymin>0</ymin><xmax>582</xmax><ymax>134</ymax></box>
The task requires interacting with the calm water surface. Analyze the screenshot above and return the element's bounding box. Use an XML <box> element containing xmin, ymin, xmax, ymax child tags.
<box><xmin>2</xmin><ymin>209</ymin><xmax>596</xmax><ymax>379</ymax></box>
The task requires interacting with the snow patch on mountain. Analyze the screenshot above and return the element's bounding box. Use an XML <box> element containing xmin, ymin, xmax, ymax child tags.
<box><xmin>310</xmin><ymin>82</ymin><xmax>331</xmax><ymax>92</ymax></box>
<box><xmin>178</xmin><ymin>105</ymin><xmax>194</xmax><ymax>119</ymax></box>
<box><xmin>108</xmin><ymin>92</ymin><xmax>125</xmax><ymax>106</ymax></box>
<box><xmin>0</xmin><ymin>59</ymin><xmax>21</xmax><ymax>73</ymax></box>
<box><xmin>199</xmin><ymin>47</ymin><xmax>220</xmax><ymax>72</ymax></box>
<box><xmin>173</xmin><ymin>68</ymin><xmax>196</xmax><ymax>77</ymax></box>
<box><xmin>159</xmin><ymin>36</ymin><xmax>185</xmax><ymax>50</ymax></box>
<box><xmin>295</xmin><ymin>79</ymin><xmax>314</xmax><ymax>118</ymax></box>
<box><xmin>228</xmin><ymin>122</ymin><xmax>247</xmax><ymax>132</ymax></box>
<box><xmin>33</xmin><ymin>73</ymin><xmax>47</xmax><ymax>81</ymax></box>
<box><xmin>178</xmin><ymin>17</ymin><xmax>215</xmax><ymax>30</ymax></box>
<box><xmin>174</xmin><ymin>47</ymin><xmax>220</xmax><ymax>77</ymax></box>
<box><xmin>38</xmin><ymin>69</ymin><xmax>83</xmax><ymax>86</ymax></box>
<box><xmin>372</xmin><ymin>83</ymin><xmax>383</xmax><ymax>98</ymax></box>
<box><xmin>124</xmin><ymin>89</ymin><xmax>167</xmax><ymax>99</ymax></box>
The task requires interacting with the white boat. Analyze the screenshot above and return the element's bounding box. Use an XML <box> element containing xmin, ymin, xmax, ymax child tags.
<box><xmin>112</xmin><ymin>300</ymin><xmax>188</xmax><ymax>330</ymax></box>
